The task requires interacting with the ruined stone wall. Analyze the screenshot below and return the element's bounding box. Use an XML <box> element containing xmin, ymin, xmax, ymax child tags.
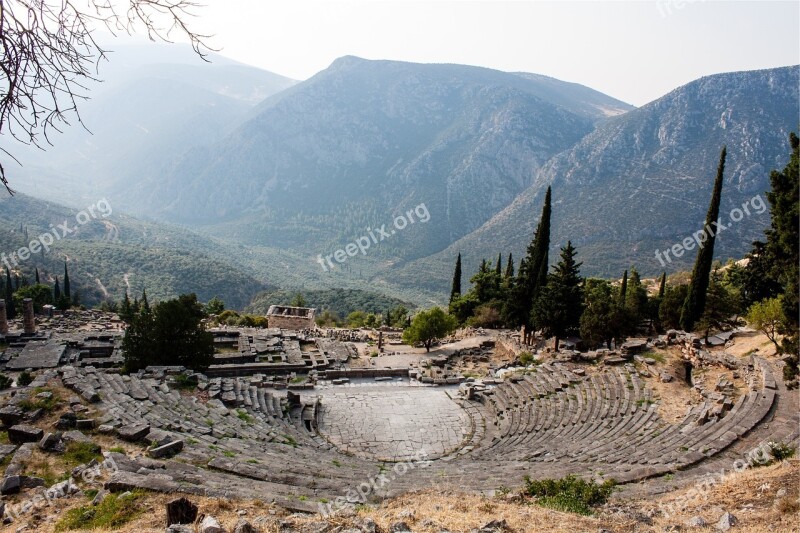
<box><xmin>268</xmin><ymin>315</ymin><xmax>316</xmax><ymax>331</ymax></box>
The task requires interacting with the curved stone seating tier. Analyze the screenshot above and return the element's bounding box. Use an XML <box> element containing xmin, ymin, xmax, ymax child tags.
<box><xmin>461</xmin><ymin>359</ymin><xmax>778</xmax><ymax>479</ymax></box>
<box><xmin>48</xmin><ymin>357</ymin><xmax>786</xmax><ymax>503</ymax></box>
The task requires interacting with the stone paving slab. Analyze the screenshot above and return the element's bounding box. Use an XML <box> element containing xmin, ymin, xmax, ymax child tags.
<box><xmin>317</xmin><ymin>387</ymin><xmax>469</xmax><ymax>461</ymax></box>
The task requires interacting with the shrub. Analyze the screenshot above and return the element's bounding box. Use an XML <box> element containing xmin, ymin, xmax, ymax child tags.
<box><xmin>18</xmin><ymin>390</ymin><xmax>61</xmax><ymax>413</ymax></box>
<box><xmin>769</xmin><ymin>442</ymin><xmax>796</xmax><ymax>462</ymax></box>
<box><xmin>523</xmin><ymin>474</ymin><xmax>616</xmax><ymax>515</ymax></box>
<box><xmin>55</xmin><ymin>491</ymin><xmax>146</xmax><ymax>531</ymax></box>
<box><xmin>17</xmin><ymin>371</ymin><xmax>34</xmax><ymax>386</ymax></box>
<box><xmin>0</xmin><ymin>374</ymin><xmax>12</xmax><ymax>390</ymax></box>
<box><xmin>519</xmin><ymin>352</ymin><xmax>535</xmax><ymax>365</ymax></box>
<box><xmin>172</xmin><ymin>374</ymin><xmax>197</xmax><ymax>390</ymax></box>
<box><xmin>63</xmin><ymin>441</ymin><xmax>103</xmax><ymax>468</ymax></box>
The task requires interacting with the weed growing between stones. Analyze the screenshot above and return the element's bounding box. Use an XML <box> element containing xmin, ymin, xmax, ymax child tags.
<box><xmin>55</xmin><ymin>490</ymin><xmax>147</xmax><ymax>531</ymax></box>
<box><xmin>523</xmin><ymin>474</ymin><xmax>616</xmax><ymax>516</ymax></box>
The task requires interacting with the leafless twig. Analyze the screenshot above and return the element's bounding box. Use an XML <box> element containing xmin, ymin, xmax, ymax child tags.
<box><xmin>0</xmin><ymin>0</ymin><xmax>212</xmax><ymax>194</ymax></box>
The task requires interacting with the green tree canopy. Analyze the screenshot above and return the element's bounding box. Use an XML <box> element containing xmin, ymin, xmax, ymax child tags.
<box><xmin>205</xmin><ymin>296</ymin><xmax>225</xmax><ymax>316</ymax></box>
<box><xmin>402</xmin><ymin>307</ymin><xmax>457</xmax><ymax>352</ymax></box>
<box><xmin>681</xmin><ymin>146</ymin><xmax>727</xmax><ymax>331</ymax></box>
<box><xmin>659</xmin><ymin>284</ymin><xmax>689</xmax><ymax>331</ymax></box>
<box><xmin>580</xmin><ymin>279</ymin><xmax>616</xmax><ymax>350</ymax></box>
<box><xmin>13</xmin><ymin>283</ymin><xmax>53</xmax><ymax>313</ymax></box>
<box><xmin>747</xmin><ymin>297</ymin><xmax>784</xmax><ymax>353</ymax></box>
<box><xmin>531</xmin><ymin>241</ymin><xmax>584</xmax><ymax>350</ymax></box>
<box><xmin>122</xmin><ymin>293</ymin><xmax>214</xmax><ymax>372</ymax></box>
<box><xmin>696</xmin><ymin>267</ymin><xmax>741</xmax><ymax>342</ymax></box>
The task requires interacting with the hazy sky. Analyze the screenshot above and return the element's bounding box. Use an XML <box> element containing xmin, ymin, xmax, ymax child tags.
<box><xmin>162</xmin><ymin>1</ymin><xmax>797</xmax><ymax>106</ymax></box>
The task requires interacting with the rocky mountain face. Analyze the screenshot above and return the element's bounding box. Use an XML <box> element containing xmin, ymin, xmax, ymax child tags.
<box><xmin>5</xmin><ymin>50</ymin><xmax>797</xmax><ymax>306</ymax></box>
<box><xmin>389</xmin><ymin>66</ymin><xmax>799</xmax><ymax>293</ymax></box>
<box><xmin>115</xmin><ymin>57</ymin><xmax>632</xmax><ymax>258</ymax></box>
<box><xmin>11</xmin><ymin>44</ymin><xmax>296</xmax><ymax>207</ymax></box>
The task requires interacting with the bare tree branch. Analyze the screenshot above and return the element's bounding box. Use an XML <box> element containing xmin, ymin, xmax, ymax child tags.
<box><xmin>0</xmin><ymin>0</ymin><xmax>212</xmax><ymax>194</ymax></box>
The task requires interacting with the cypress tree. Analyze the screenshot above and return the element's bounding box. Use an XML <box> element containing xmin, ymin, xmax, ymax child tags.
<box><xmin>530</xmin><ymin>186</ymin><xmax>552</xmax><ymax>298</ymax></box>
<box><xmin>504</xmin><ymin>253</ymin><xmax>514</xmax><ymax>280</ymax></box>
<box><xmin>54</xmin><ymin>277</ymin><xmax>61</xmax><ymax>301</ymax></box>
<box><xmin>510</xmin><ymin>186</ymin><xmax>552</xmax><ymax>342</ymax></box>
<box><xmin>63</xmin><ymin>261</ymin><xmax>71</xmax><ymax>300</ymax></box>
<box><xmin>120</xmin><ymin>291</ymin><xmax>133</xmax><ymax>323</ymax></box>
<box><xmin>35</xmin><ymin>268</ymin><xmax>40</xmax><ymax>284</ymax></box>
<box><xmin>681</xmin><ymin>146</ymin><xmax>727</xmax><ymax>331</ymax></box>
<box><xmin>450</xmin><ymin>253</ymin><xmax>462</xmax><ymax>303</ymax></box>
<box><xmin>141</xmin><ymin>288</ymin><xmax>150</xmax><ymax>312</ymax></box>
<box><xmin>618</xmin><ymin>270</ymin><xmax>628</xmax><ymax>309</ymax></box>
<box><xmin>5</xmin><ymin>269</ymin><xmax>15</xmax><ymax>319</ymax></box>
<box><xmin>658</xmin><ymin>272</ymin><xmax>666</xmax><ymax>299</ymax></box>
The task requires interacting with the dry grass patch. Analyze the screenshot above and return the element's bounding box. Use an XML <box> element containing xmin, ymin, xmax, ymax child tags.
<box><xmin>633</xmin><ymin>458</ymin><xmax>799</xmax><ymax>532</ymax></box>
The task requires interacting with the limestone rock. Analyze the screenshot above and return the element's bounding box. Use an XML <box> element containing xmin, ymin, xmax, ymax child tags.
<box><xmin>686</xmin><ymin>516</ymin><xmax>707</xmax><ymax>527</ymax></box>
<box><xmin>167</xmin><ymin>526</ymin><xmax>195</xmax><ymax>533</ymax></box>
<box><xmin>716</xmin><ymin>512</ymin><xmax>738</xmax><ymax>531</ymax></box>
<box><xmin>0</xmin><ymin>475</ymin><xmax>21</xmax><ymax>495</ymax></box>
<box><xmin>8</xmin><ymin>424</ymin><xmax>44</xmax><ymax>444</ymax></box>
<box><xmin>118</xmin><ymin>423</ymin><xmax>151</xmax><ymax>442</ymax></box>
<box><xmin>55</xmin><ymin>412</ymin><xmax>78</xmax><ymax>429</ymax></box>
<box><xmin>148</xmin><ymin>440</ymin><xmax>184</xmax><ymax>459</ymax></box>
<box><xmin>39</xmin><ymin>431</ymin><xmax>64</xmax><ymax>452</ymax></box>
<box><xmin>233</xmin><ymin>518</ymin><xmax>259</xmax><ymax>533</ymax></box>
<box><xmin>200</xmin><ymin>514</ymin><xmax>225</xmax><ymax>533</ymax></box>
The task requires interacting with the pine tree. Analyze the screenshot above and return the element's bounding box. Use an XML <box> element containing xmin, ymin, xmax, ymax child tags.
<box><xmin>450</xmin><ymin>253</ymin><xmax>462</xmax><ymax>303</ymax></box>
<box><xmin>141</xmin><ymin>289</ymin><xmax>150</xmax><ymax>312</ymax></box>
<box><xmin>531</xmin><ymin>241</ymin><xmax>583</xmax><ymax>350</ymax></box>
<box><xmin>63</xmin><ymin>261</ymin><xmax>71</xmax><ymax>300</ymax></box>
<box><xmin>743</xmin><ymin>133</ymin><xmax>799</xmax><ymax>378</ymax></box>
<box><xmin>4</xmin><ymin>269</ymin><xmax>15</xmax><ymax>319</ymax></box>
<box><xmin>764</xmin><ymin>133</ymin><xmax>799</xmax><ymax>357</ymax></box>
<box><xmin>681</xmin><ymin>147</ymin><xmax>727</xmax><ymax>331</ymax></box>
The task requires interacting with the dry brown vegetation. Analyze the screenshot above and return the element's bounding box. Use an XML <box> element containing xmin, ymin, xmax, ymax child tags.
<box><xmin>10</xmin><ymin>457</ymin><xmax>796</xmax><ymax>532</ymax></box>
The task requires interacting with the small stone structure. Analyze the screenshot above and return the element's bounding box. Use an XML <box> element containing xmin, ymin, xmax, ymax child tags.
<box><xmin>266</xmin><ymin>306</ymin><xmax>316</xmax><ymax>330</ymax></box>
<box><xmin>0</xmin><ymin>300</ymin><xmax>8</xmax><ymax>335</ymax></box>
<box><xmin>22</xmin><ymin>298</ymin><xmax>35</xmax><ymax>335</ymax></box>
